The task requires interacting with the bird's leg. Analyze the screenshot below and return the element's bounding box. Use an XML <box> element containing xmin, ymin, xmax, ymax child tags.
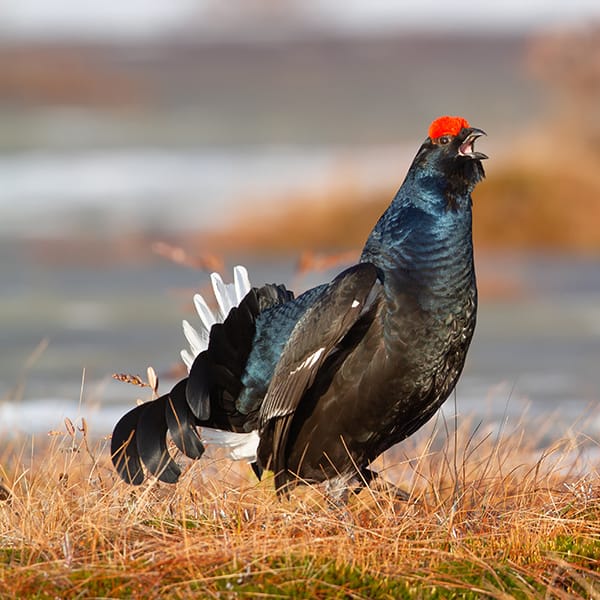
<box><xmin>323</xmin><ymin>474</ymin><xmax>352</xmax><ymax>507</ymax></box>
<box><xmin>321</xmin><ymin>477</ymin><xmax>357</xmax><ymax>540</ymax></box>
<box><xmin>250</xmin><ymin>462</ymin><xmax>263</xmax><ymax>481</ymax></box>
<box><xmin>354</xmin><ymin>467</ymin><xmax>411</xmax><ymax>501</ymax></box>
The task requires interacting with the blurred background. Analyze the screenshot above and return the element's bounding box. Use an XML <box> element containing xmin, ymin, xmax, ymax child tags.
<box><xmin>1</xmin><ymin>1</ymin><xmax>599</xmax><ymax>445</ymax></box>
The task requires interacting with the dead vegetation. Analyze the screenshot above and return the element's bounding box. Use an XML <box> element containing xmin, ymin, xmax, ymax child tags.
<box><xmin>0</xmin><ymin>403</ymin><xmax>598</xmax><ymax>598</ymax></box>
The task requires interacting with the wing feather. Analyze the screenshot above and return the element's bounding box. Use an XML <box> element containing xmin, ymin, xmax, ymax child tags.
<box><xmin>258</xmin><ymin>262</ymin><xmax>379</xmax><ymax>483</ymax></box>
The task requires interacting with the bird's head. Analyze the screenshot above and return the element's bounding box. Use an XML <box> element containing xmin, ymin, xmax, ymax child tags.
<box><xmin>409</xmin><ymin>116</ymin><xmax>487</xmax><ymax>202</ymax></box>
<box><xmin>427</xmin><ymin>116</ymin><xmax>488</xmax><ymax>162</ymax></box>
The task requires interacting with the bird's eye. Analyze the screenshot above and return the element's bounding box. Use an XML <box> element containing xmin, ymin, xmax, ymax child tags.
<box><xmin>438</xmin><ymin>135</ymin><xmax>451</xmax><ymax>145</ymax></box>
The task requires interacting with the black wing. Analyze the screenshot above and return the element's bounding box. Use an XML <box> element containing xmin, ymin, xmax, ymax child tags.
<box><xmin>257</xmin><ymin>262</ymin><xmax>379</xmax><ymax>489</ymax></box>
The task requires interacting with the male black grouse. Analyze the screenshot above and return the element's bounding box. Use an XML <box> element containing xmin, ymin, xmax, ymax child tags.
<box><xmin>111</xmin><ymin>115</ymin><xmax>487</xmax><ymax>496</ymax></box>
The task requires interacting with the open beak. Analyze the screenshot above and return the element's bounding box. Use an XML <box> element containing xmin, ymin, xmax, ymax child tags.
<box><xmin>459</xmin><ymin>128</ymin><xmax>488</xmax><ymax>160</ymax></box>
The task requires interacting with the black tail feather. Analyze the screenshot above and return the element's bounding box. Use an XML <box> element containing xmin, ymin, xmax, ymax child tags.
<box><xmin>136</xmin><ymin>396</ymin><xmax>182</xmax><ymax>483</ymax></box>
<box><xmin>112</xmin><ymin>382</ymin><xmax>205</xmax><ymax>485</ymax></box>
<box><xmin>111</xmin><ymin>404</ymin><xmax>146</xmax><ymax>485</ymax></box>
<box><xmin>166</xmin><ymin>378</ymin><xmax>205</xmax><ymax>459</ymax></box>
<box><xmin>186</xmin><ymin>352</ymin><xmax>212</xmax><ymax>420</ymax></box>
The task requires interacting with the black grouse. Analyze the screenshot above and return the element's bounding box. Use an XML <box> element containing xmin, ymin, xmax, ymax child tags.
<box><xmin>111</xmin><ymin>115</ymin><xmax>487</xmax><ymax>497</ymax></box>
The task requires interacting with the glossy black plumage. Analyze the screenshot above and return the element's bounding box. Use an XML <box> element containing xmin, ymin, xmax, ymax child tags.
<box><xmin>111</xmin><ymin>118</ymin><xmax>487</xmax><ymax>495</ymax></box>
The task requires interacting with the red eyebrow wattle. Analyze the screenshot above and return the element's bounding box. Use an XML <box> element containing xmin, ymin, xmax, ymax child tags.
<box><xmin>429</xmin><ymin>116</ymin><xmax>470</xmax><ymax>139</ymax></box>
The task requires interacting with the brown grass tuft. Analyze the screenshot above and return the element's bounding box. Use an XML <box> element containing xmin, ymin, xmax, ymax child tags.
<box><xmin>0</xmin><ymin>410</ymin><xmax>598</xmax><ymax>598</ymax></box>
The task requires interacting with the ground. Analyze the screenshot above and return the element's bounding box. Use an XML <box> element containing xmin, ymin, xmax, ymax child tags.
<box><xmin>0</xmin><ymin>410</ymin><xmax>598</xmax><ymax>599</ymax></box>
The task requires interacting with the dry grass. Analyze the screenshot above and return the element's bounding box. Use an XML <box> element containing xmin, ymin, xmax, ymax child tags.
<box><xmin>0</xmin><ymin>409</ymin><xmax>598</xmax><ymax>599</ymax></box>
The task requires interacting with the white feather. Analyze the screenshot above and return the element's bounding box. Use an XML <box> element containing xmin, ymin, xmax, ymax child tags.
<box><xmin>193</xmin><ymin>293</ymin><xmax>217</xmax><ymax>332</ymax></box>
<box><xmin>180</xmin><ymin>349</ymin><xmax>195</xmax><ymax>371</ymax></box>
<box><xmin>234</xmin><ymin>265</ymin><xmax>251</xmax><ymax>303</ymax></box>
<box><xmin>182</xmin><ymin>319</ymin><xmax>206</xmax><ymax>357</ymax></box>
<box><xmin>181</xmin><ymin>266</ymin><xmax>253</xmax><ymax>371</ymax></box>
<box><xmin>210</xmin><ymin>272</ymin><xmax>236</xmax><ymax>321</ymax></box>
<box><xmin>200</xmin><ymin>428</ymin><xmax>259</xmax><ymax>462</ymax></box>
<box><xmin>290</xmin><ymin>347</ymin><xmax>325</xmax><ymax>375</ymax></box>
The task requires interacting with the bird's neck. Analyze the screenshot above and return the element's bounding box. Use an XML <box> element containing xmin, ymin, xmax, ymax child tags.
<box><xmin>360</xmin><ymin>183</ymin><xmax>476</xmax><ymax>314</ymax></box>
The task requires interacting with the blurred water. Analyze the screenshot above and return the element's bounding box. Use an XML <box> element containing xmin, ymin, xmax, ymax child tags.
<box><xmin>0</xmin><ymin>249</ymin><xmax>598</xmax><ymax>443</ymax></box>
<box><xmin>0</xmin><ymin>145</ymin><xmax>412</xmax><ymax>235</ymax></box>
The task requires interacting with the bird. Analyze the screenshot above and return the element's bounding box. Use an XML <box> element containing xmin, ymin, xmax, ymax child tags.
<box><xmin>111</xmin><ymin>115</ymin><xmax>487</xmax><ymax>498</ymax></box>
